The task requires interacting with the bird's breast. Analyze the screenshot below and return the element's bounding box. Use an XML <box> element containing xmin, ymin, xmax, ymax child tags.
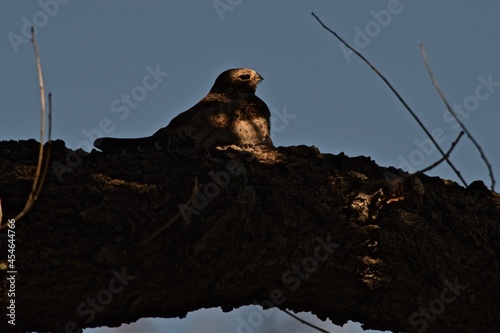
<box><xmin>197</xmin><ymin>94</ymin><xmax>272</xmax><ymax>147</ymax></box>
<box><xmin>232</xmin><ymin>115</ymin><xmax>271</xmax><ymax>146</ymax></box>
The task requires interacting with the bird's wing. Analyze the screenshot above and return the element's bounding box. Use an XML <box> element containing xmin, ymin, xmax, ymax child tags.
<box><xmin>93</xmin><ymin>98</ymin><xmax>219</xmax><ymax>154</ymax></box>
<box><xmin>146</xmin><ymin>98</ymin><xmax>222</xmax><ymax>151</ymax></box>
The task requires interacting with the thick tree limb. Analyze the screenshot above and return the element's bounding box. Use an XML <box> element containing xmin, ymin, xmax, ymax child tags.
<box><xmin>0</xmin><ymin>139</ymin><xmax>499</xmax><ymax>333</ymax></box>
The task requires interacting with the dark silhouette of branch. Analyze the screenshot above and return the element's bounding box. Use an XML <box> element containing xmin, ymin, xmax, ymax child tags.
<box><xmin>311</xmin><ymin>12</ymin><xmax>467</xmax><ymax>188</ymax></box>
<box><xmin>1</xmin><ymin>141</ymin><xmax>499</xmax><ymax>333</ymax></box>
<box><xmin>417</xmin><ymin>131</ymin><xmax>464</xmax><ymax>174</ymax></box>
<box><xmin>419</xmin><ymin>44</ymin><xmax>496</xmax><ymax>191</ymax></box>
<box><xmin>283</xmin><ymin>309</ymin><xmax>331</xmax><ymax>333</ymax></box>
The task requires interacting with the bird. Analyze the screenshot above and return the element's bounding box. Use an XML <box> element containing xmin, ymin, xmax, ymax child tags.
<box><xmin>94</xmin><ymin>68</ymin><xmax>273</xmax><ymax>155</ymax></box>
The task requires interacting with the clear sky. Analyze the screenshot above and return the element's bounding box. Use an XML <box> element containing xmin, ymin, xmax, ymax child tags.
<box><xmin>1</xmin><ymin>1</ymin><xmax>499</xmax><ymax>332</ymax></box>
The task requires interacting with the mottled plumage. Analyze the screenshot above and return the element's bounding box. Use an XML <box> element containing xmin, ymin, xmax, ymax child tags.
<box><xmin>94</xmin><ymin>68</ymin><xmax>273</xmax><ymax>155</ymax></box>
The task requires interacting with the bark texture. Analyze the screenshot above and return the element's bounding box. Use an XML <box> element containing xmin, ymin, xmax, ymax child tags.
<box><xmin>0</xmin><ymin>139</ymin><xmax>499</xmax><ymax>333</ymax></box>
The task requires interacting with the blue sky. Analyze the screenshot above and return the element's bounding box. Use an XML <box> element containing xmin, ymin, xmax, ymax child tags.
<box><xmin>1</xmin><ymin>1</ymin><xmax>499</xmax><ymax>332</ymax></box>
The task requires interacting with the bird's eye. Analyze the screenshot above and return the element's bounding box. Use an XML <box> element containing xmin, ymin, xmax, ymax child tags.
<box><xmin>239</xmin><ymin>74</ymin><xmax>251</xmax><ymax>80</ymax></box>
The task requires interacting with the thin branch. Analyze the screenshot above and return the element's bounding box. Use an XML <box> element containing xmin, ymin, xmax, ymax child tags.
<box><xmin>11</xmin><ymin>26</ymin><xmax>47</xmax><ymax>223</ymax></box>
<box><xmin>311</xmin><ymin>12</ymin><xmax>467</xmax><ymax>187</ymax></box>
<box><xmin>282</xmin><ymin>309</ymin><xmax>331</xmax><ymax>333</ymax></box>
<box><xmin>417</xmin><ymin>131</ymin><xmax>464</xmax><ymax>174</ymax></box>
<box><xmin>34</xmin><ymin>92</ymin><xmax>53</xmax><ymax>200</ymax></box>
<box><xmin>29</xmin><ymin>25</ymin><xmax>46</xmax><ymax>193</ymax></box>
<box><xmin>420</xmin><ymin>44</ymin><xmax>496</xmax><ymax>191</ymax></box>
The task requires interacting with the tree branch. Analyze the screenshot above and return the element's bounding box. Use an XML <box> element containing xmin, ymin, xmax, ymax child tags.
<box><xmin>8</xmin><ymin>27</ymin><xmax>50</xmax><ymax>225</ymax></box>
<box><xmin>311</xmin><ymin>12</ymin><xmax>467</xmax><ymax>187</ymax></box>
<box><xmin>417</xmin><ymin>131</ymin><xmax>464</xmax><ymax>174</ymax></box>
<box><xmin>0</xmin><ymin>140</ymin><xmax>498</xmax><ymax>333</ymax></box>
<box><xmin>419</xmin><ymin>44</ymin><xmax>496</xmax><ymax>191</ymax></box>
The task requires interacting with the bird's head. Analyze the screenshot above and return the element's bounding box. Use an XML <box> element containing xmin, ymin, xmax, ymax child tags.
<box><xmin>209</xmin><ymin>68</ymin><xmax>263</xmax><ymax>94</ymax></box>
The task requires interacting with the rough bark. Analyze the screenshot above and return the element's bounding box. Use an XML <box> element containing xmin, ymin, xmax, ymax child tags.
<box><xmin>0</xmin><ymin>139</ymin><xmax>499</xmax><ymax>333</ymax></box>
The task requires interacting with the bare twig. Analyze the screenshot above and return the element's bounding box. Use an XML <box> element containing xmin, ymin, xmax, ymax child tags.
<box><xmin>417</xmin><ymin>131</ymin><xmax>464</xmax><ymax>174</ymax></box>
<box><xmin>29</xmin><ymin>25</ymin><xmax>46</xmax><ymax>194</ymax></box>
<box><xmin>34</xmin><ymin>92</ymin><xmax>53</xmax><ymax>200</ymax></box>
<box><xmin>282</xmin><ymin>309</ymin><xmax>331</xmax><ymax>333</ymax></box>
<box><xmin>138</xmin><ymin>177</ymin><xmax>199</xmax><ymax>248</ymax></box>
<box><xmin>420</xmin><ymin>44</ymin><xmax>495</xmax><ymax>191</ymax></box>
<box><xmin>10</xmin><ymin>27</ymin><xmax>47</xmax><ymax>223</ymax></box>
<box><xmin>311</xmin><ymin>12</ymin><xmax>467</xmax><ymax>187</ymax></box>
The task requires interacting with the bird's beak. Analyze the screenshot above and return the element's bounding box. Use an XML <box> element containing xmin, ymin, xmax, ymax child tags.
<box><xmin>257</xmin><ymin>72</ymin><xmax>264</xmax><ymax>82</ymax></box>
